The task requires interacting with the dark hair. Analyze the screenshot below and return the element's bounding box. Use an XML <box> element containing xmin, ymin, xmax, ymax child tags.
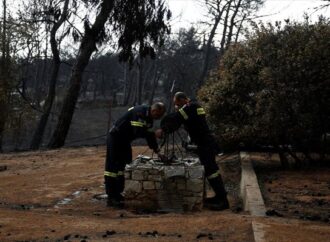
<box><xmin>151</xmin><ymin>102</ymin><xmax>166</xmax><ymax>113</ymax></box>
<box><xmin>174</xmin><ymin>91</ymin><xmax>187</xmax><ymax>100</ymax></box>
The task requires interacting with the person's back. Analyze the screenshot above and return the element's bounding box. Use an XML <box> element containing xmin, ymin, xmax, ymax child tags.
<box><xmin>177</xmin><ymin>100</ymin><xmax>213</xmax><ymax>146</ymax></box>
<box><xmin>111</xmin><ymin>105</ymin><xmax>154</xmax><ymax>142</ymax></box>
<box><xmin>168</xmin><ymin>92</ymin><xmax>229</xmax><ymax>210</ymax></box>
<box><xmin>104</xmin><ymin>102</ymin><xmax>165</xmax><ymax>208</ymax></box>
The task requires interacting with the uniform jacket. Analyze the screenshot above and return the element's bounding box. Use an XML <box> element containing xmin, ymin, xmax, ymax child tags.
<box><xmin>110</xmin><ymin>105</ymin><xmax>158</xmax><ymax>151</ymax></box>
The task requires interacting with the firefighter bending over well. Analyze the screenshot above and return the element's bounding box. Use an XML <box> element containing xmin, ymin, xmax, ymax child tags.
<box><xmin>161</xmin><ymin>92</ymin><xmax>229</xmax><ymax>210</ymax></box>
<box><xmin>104</xmin><ymin>102</ymin><xmax>165</xmax><ymax>208</ymax></box>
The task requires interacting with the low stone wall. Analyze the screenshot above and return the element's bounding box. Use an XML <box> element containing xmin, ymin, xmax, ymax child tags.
<box><xmin>124</xmin><ymin>156</ymin><xmax>205</xmax><ymax>212</ymax></box>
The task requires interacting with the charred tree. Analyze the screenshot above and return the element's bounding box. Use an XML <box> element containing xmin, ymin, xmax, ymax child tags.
<box><xmin>48</xmin><ymin>0</ymin><xmax>170</xmax><ymax>148</ymax></box>
<box><xmin>0</xmin><ymin>0</ymin><xmax>9</xmax><ymax>152</ymax></box>
<box><xmin>30</xmin><ymin>0</ymin><xmax>70</xmax><ymax>150</ymax></box>
<box><xmin>198</xmin><ymin>0</ymin><xmax>230</xmax><ymax>88</ymax></box>
<box><xmin>48</xmin><ymin>0</ymin><xmax>115</xmax><ymax>148</ymax></box>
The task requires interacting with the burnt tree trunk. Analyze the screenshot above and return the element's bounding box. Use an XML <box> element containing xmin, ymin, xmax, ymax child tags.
<box><xmin>48</xmin><ymin>0</ymin><xmax>114</xmax><ymax>148</ymax></box>
<box><xmin>30</xmin><ymin>0</ymin><xmax>70</xmax><ymax>150</ymax></box>
<box><xmin>137</xmin><ymin>56</ymin><xmax>144</xmax><ymax>105</ymax></box>
<box><xmin>219</xmin><ymin>1</ymin><xmax>232</xmax><ymax>56</ymax></box>
<box><xmin>225</xmin><ymin>0</ymin><xmax>242</xmax><ymax>50</ymax></box>
<box><xmin>197</xmin><ymin>1</ymin><xmax>229</xmax><ymax>89</ymax></box>
<box><xmin>234</xmin><ymin>14</ymin><xmax>246</xmax><ymax>43</ymax></box>
<box><xmin>149</xmin><ymin>64</ymin><xmax>160</xmax><ymax>105</ymax></box>
<box><xmin>0</xmin><ymin>0</ymin><xmax>8</xmax><ymax>152</ymax></box>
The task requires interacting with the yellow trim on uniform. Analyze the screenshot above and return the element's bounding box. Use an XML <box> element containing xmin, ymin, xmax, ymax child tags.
<box><xmin>104</xmin><ymin>171</ymin><xmax>117</xmax><ymax>177</ymax></box>
<box><xmin>128</xmin><ymin>107</ymin><xmax>134</xmax><ymax>111</ymax></box>
<box><xmin>179</xmin><ymin>108</ymin><xmax>188</xmax><ymax>120</ymax></box>
<box><xmin>130</xmin><ymin>121</ymin><xmax>146</xmax><ymax>127</ymax></box>
<box><xmin>197</xmin><ymin>107</ymin><xmax>206</xmax><ymax>115</ymax></box>
<box><xmin>207</xmin><ymin>171</ymin><xmax>220</xmax><ymax>179</ymax></box>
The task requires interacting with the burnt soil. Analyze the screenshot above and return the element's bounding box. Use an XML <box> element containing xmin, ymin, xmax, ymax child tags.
<box><xmin>252</xmin><ymin>152</ymin><xmax>330</xmax><ymax>224</ymax></box>
<box><xmin>0</xmin><ymin>146</ymin><xmax>252</xmax><ymax>242</ymax></box>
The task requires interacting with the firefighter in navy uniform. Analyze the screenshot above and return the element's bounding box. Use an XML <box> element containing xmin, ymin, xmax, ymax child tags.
<box><xmin>105</xmin><ymin>102</ymin><xmax>165</xmax><ymax>208</ymax></box>
<box><xmin>162</xmin><ymin>92</ymin><xmax>229</xmax><ymax>210</ymax></box>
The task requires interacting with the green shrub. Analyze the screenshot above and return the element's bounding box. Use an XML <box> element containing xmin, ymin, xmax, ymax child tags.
<box><xmin>199</xmin><ymin>18</ymin><xmax>330</xmax><ymax>164</ymax></box>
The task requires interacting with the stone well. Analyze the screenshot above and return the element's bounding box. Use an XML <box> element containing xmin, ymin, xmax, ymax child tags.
<box><xmin>124</xmin><ymin>155</ymin><xmax>205</xmax><ymax>212</ymax></box>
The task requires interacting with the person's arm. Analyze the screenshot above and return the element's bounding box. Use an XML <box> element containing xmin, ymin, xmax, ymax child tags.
<box><xmin>145</xmin><ymin>131</ymin><xmax>159</xmax><ymax>153</ymax></box>
<box><xmin>130</xmin><ymin>108</ymin><xmax>159</xmax><ymax>152</ymax></box>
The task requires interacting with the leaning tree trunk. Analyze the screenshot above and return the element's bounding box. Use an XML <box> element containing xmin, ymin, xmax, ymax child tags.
<box><xmin>219</xmin><ymin>1</ymin><xmax>232</xmax><ymax>57</ymax></box>
<box><xmin>137</xmin><ymin>56</ymin><xmax>144</xmax><ymax>105</ymax></box>
<box><xmin>48</xmin><ymin>0</ymin><xmax>114</xmax><ymax>148</ymax></box>
<box><xmin>197</xmin><ymin>1</ymin><xmax>231</xmax><ymax>89</ymax></box>
<box><xmin>0</xmin><ymin>0</ymin><xmax>8</xmax><ymax>152</ymax></box>
<box><xmin>225</xmin><ymin>0</ymin><xmax>242</xmax><ymax>50</ymax></box>
<box><xmin>149</xmin><ymin>63</ymin><xmax>160</xmax><ymax>105</ymax></box>
<box><xmin>30</xmin><ymin>0</ymin><xmax>70</xmax><ymax>150</ymax></box>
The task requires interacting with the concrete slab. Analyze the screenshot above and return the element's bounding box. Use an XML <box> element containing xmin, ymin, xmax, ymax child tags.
<box><xmin>240</xmin><ymin>152</ymin><xmax>266</xmax><ymax>216</ymax></box>
<box><xmin>252</xmin><ymin>220</ymin><xmax>267</xmax><ymax>242</ymax></box>
<box><xmin>240</xmin><ymin>152</ymin><xmax>268</xmax><ymax>242</ymax></box>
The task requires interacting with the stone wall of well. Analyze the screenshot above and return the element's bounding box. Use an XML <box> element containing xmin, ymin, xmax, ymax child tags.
<box><xmin>124</xmin><ymin>157</ymin><xmax>205</xmax><ymax>212</ymax></box>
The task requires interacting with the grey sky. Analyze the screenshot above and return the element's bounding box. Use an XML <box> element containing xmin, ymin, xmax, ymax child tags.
<box><xmin>167</xmin><ymin>0</ymin><xmax>330</xmax><ymax>31</ymax></box>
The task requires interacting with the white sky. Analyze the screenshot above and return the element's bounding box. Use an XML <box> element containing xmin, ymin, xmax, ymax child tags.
<box><xmin>167</xmin><ymin>0</ymin><xmax>330</xmax><ymax>31</ymax></box>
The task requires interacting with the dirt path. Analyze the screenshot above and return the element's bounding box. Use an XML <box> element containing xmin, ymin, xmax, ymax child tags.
<box><xmin>0</xmin><ymin>146</ymin><xmax>253</xmax><ymax>241</ymax></box>
<box><xmin>2</xmin><ymin>147</ymin><xmax>329</xmax><ymax>241</ymax></box>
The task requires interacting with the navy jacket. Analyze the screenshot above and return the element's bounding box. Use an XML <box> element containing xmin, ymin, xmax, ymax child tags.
<box><xmin>110</xmin><ymin>105</ymin><xmax>158</xmax><ymax>151</ymax></box>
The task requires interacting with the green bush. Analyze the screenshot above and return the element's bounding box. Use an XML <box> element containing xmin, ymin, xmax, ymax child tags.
<box><xmin>199</xmin><ymin>18</ymin><xmax>330</xmax><ymax>164</ymax></box>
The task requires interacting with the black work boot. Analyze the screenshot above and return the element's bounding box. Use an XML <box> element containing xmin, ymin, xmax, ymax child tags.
<box><xmin>107</xmin><ymin>196</ymin><xmax>124</xmax><ymax>209</ymax></box>
<box><xmin>105</xmin><ymin>176</ymin><xmax>124</xmax><ymax>209</ymax></box>
<box><xmin>117</xmin><ymin>175</ymin><xmax>125</xmax><ymax>194</ymax></box>
<box><xmin>108</xmin><ymin>176</ymin><xmax>125</xmax><ymax>209</ymax></box>
<box><xmin>204</xmin><ymin>175</ymin><xmax>229</xmax><ymax>211</ymax></box>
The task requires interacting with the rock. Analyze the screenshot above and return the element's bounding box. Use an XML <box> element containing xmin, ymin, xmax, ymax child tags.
<box><xmin>125</xmin><ymin>180</ymin><xmax>142</xmax><ymax>193</ymax></box>
<box><xmin>147</xmin><ymin>175</ymin><xmax>162</xmax><ymax>181</ymax></box>
<box><xmin>188</xmin><ymin>167</ymin><xmax>204</xmax><ymax>179</ymax></box>
<box><xmin>64</xmin><ymin>234</ymin><xmax>71</xmax><ymax>240</ymax></box>
<box><xmin>266</xmin><ymin>209</ymin><xmax>283</xmax><ymax>217</ymax></box>
<box><xmin>306</xmin><ymin>215</ymin><xmax>321</xmax><ymax>221</ymax></box>
<box><xmin>148</xmin><ymin>169</ymin><xmax>162</xmax><ymax>175</ymax></box>
<box><xmin>143</xmin><ymin>181</ymin><xmax>155</xmax><ymax>190</ymax></box>
<box><xmin>186</xmin><ymin>179</ymin><xmax>204</xmax><ymax>193</ymax></box>
<box><xmin>124</xmin><ymin>171</ymin><xmax>131</xmax><ymax>179</ymax></box>
<box><xmin>0</xmin><ymin>165</ymin><xmax>7</xmax><ymax>172</ymax></box>
<box><xmin>196</xmin><ymin>233</ymin><xmax>208</xmax><ymax>239</ymax></box>
<box><xmin>164</xmin><ymin>166</ymin><xmax>185</xmax><ymax>178</ymax></box>
<box><xmin>155</xmin><ymin>182</ymin><xmax>162</xmax><ymax>189</ymax></box>
<box><xmin>106</xmin><ymin>230</ymin><xmax>116</xmax><ymax>236</ymax></box>
<box><xmin>132</xmin><ymin>170</ymin><xmax>146</xmax><ymax>180</ymax></box>
<box><xmin>177</xmin><ymin>182</ymin><xmax>186</xmax><ymax>190</ymax></box>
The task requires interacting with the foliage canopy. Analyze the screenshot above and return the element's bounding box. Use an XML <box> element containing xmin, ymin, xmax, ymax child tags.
<box><xmin>199</xmin><ymin>18</ymin><xmax>330</xmax><ymax>162</ymax></box>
